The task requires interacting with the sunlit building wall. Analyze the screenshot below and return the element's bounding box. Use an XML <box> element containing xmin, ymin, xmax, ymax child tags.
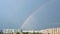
<box><xmin>2</xmin><ymin>28</ymin><xmax>60</xmax><ymax>34</ymax></box>
<box><xmin>39</xmin><ymin>28</ymin><xmax>60</xmax><ymax>34</ymax></box>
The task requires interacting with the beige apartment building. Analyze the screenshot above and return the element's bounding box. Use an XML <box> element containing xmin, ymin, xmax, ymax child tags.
<box><xmin>23</xmin><ymin>28</ymin><xmax>60</xmax><ymax>34</ymax></box>
<box><xmin>2</xmin><ymin>28</ymin><xmax>60</xmax><ymax>34</ymax></box>
<box><xmin>39</xmin><ymin>28</ymin><xmax>60</xmax><ymax>34</ymax></box>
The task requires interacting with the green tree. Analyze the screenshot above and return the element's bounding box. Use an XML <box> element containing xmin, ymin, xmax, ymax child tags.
<box><xmin>12</xmin><ymin>32</ymin><xmax>13</xmax><ymax>34</ymax></box>
<box><xmin>39</xmin><ymin>33</ymin><xmax>43</xmax><ymax>34</ymax></box>
<box><xmin>16</xmin><ymin>32</ymin><xmax>20</xmax><ymax>34</ymax></box>
<box><xmin>33</xmin><ymin>32</ymin><xmax>35</xmax><ymax>34</ymax></box>
<box><xmin>25</xmin><ymin>32</ymin><xmax>29</xmax><ymax>34</ymax></box>
<box><xmin>0</xmin><ymin>30</ymin><xmax>3</xmax><ymax>34</ymax></box>
<box><xmin>23</xmin><ymin>32</ymin><xmax>26</xmax><ymax>34</ymax></box>
<box><xmin>0</xmin><ymin>32</ymin><xmax>1</xmax><ymax>34</ymax></box>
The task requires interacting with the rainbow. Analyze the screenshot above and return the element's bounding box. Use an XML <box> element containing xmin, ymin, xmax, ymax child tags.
<box><xmin>20</xmin><ymin>0</ymin><xmax>56</xmax><ymax>30</ymax></box>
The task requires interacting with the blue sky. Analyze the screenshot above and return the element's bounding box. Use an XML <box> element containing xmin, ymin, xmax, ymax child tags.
<box><xmin>0</xmin><ymin>0</ymin><xmax>60</xmax><ymax>30</ymax></box>
<box><xmin>0</xmin><ymin>0</ymin><xmax>48</xmax><ymax>29</ymax></box>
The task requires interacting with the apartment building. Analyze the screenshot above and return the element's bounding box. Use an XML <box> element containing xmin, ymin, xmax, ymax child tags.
<box><xmin>39</xmin><ymin>28</ymin><xmax>60</xmax><ymax>34</ymax></box>
<box><xmin>2</xmin><ymin>28</ymin><xmax>60</xmax><ymax>34</ymax></box>
<box><xmin>3</xmin><ymin>29</ymin><xmax>21</xmax><ymax>34</ymax></box>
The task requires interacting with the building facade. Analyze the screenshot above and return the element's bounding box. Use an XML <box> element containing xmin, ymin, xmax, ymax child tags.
<box><xmin>2</xmin><ymin>28</ymin><xmax>60</xmax><ymax>34</ymax></box>
<box><xmin>39</xmin><ymin>28</ymin><xmax>60</xmax><ymax>34</ymax></box>
<box><xmin>3</xmin><ymin>29</ymin><xmax>20</xmax><ymax>34</ymax></box>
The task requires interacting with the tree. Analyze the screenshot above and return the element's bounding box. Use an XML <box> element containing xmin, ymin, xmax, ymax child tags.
<box><xmin>25</xmin><ymin>32</ymin><xmax>29</xmax><ymax>34</ymax></box>
<box><xmin>16</xmin><ymin>32</ymin><xmax>20</xmax><ymax>34</ymax></box>
<box><xmin>48</xmin><ymin>33</ymin><xmax>50</xmax><ymax>34</ymax></box>
<box><xmin>12</xmin><ymin>32</ymin><xmax>13</xmax><ymax>34</ymax></box>
<box><xmin>23</xmin><ymin>32</ymin><xmax>26</xmax><ymax>34</ymax></box>
<box><xmin>38</xmin><ymin>32</ymin><xmax>43</xmax><ymax>34</ymax></box>
<box><xmin>33</xmin><ymin>32</ymin><xmax>35</xmax><ymax>34</ymax></box>
<box><xmin>0</xmin><ymin>30</ymin><xmax>3</xmax><ymax>34</ymax></box>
